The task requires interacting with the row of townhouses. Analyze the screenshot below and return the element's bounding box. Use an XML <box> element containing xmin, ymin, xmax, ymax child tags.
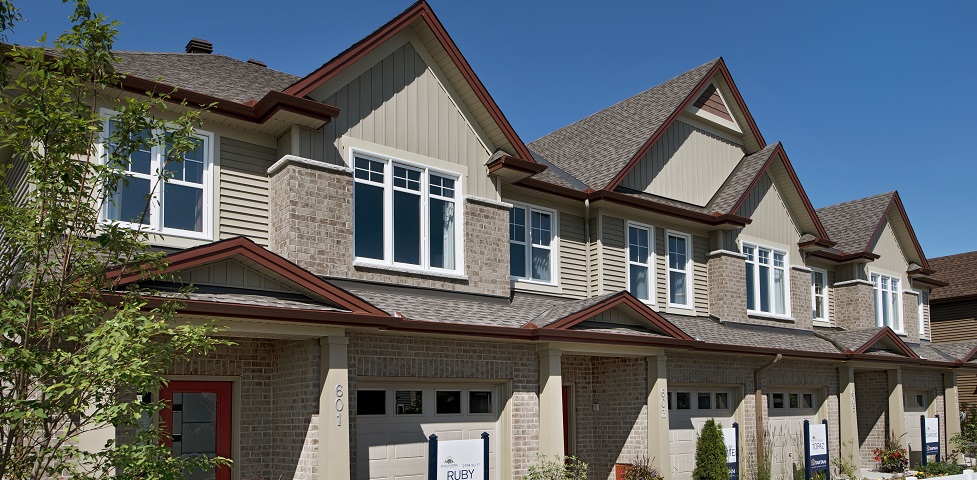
<box><xmin>8</xmin><ymin>2</ymin><xmax>976</xmax><ymax>480</ymax></box>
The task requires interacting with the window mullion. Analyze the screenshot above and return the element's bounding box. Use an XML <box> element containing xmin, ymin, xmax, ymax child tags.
<box><xmin>383</xmin><ymin>160</ymin><xmax>393</xmax><ymax>264</ymax></box>
<box><xmin>421</xmin><ymin>169</ymin><xmax>429</xmax><ymax>269</ymax></box>
<box><xmin>150</xmin><ymin>140</ymin><xmax>162</xmax><ymax>230</ymax></box>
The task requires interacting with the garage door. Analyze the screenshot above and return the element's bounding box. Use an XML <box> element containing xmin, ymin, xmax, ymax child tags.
<box><xmin>669</xmin><ymin>387</ymin><xmax>736</xmax><ymax>480</ymax></box>
<box><xmin>904</xmin><ymin>390</ymin><xmax>932</xmax><ymax>464</ymax></box>
<box><xmin>355</xmin><ymin>383</ymin><xmax>500</xmax><ymax>480</ymax></box>
<box><xmin>767</xmin><ymin>390</ymin><xmax>820</xmax><ymax>480</ymax></box>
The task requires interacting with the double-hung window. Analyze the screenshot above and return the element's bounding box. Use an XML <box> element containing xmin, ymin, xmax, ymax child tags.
<box><xmin>743</xmin><ymin>243</ymin><xmax>788</xmax><ymax>316</ymax></box>
<box><xmin>627</xmin><ymin>223</ymin><xmax>654</xmax><ymax>302</ymax></box>
<box><xmin>872</xmin><ymin>273</ymin><xmax>902</xmax><ymax>331</ymax></box>
<box><xmin>667</xmin><ymin>231</ymin><xmax>691</xmax><ymax>308</ymax></box>
<box><xmin>102</xmin><ymin>115</ymin><xmax>213</xmax><ymax>238</ymax></box>
<box><xmin>352</xmin><ymin>153</ymin><xmax>462</xmax><ymax>273</ymax></box>
<box><xmin>811</xmin><ymin>268</ymin><xmax>828</xmax><ymax>323</ymax></box>
<box><xmin>509</xmin><ymin>203</ymin><xmax>556</xmax><ymax>283</ymax></box>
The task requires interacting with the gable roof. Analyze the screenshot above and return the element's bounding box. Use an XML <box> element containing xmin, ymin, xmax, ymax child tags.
<box><xmin>815</xmin><ymin>191</ymin><xmax>929</xmax><ymax>268</ymax></box>
<box><xmin>527</xmin><ymin>291</ymin><xmax>694</xmax><ymax>340</ymax></box>
<box><xmin>283</xmin><ymin>0</ymin><xmax>534</xmax><ymax>161</ymax></box>
<box><xmin>816</xmin><ymin>327</ymin><xmax>920</xmax><ymax>358</ymax></box>
<box><xmin>107</xmin><ymin>237</ymin><xmax>385</xmax><ymax>315</ymax></box>
<box><xmin>528</xmin><ymin>58</ymin><xmax>765</xmax><ymax>191</ymax></box>
<box><xmin>929</xmin><ymin>251</ymin><xmax>977</xmax><ymax>300</ymax></box>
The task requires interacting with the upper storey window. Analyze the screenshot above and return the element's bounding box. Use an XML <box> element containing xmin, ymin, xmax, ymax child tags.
<box><xmin>743</xmin><ymin>243</ymin><xmax>788</xmax><ymax>316</ymax></box>
<box><xmin>811</xmin><ymin>268</ymin><xmax>829</xmax><ymax>323</ymax></box>
<box><xmin>101</xmin><ymin>115</ymin><xmax>213</xmax><ymax>239</ymax></box>
<box><xmin>627</xmin><ymin>223</ymin><xmax>654</xmax><ymax>302</ymax></box>
<box><xmin>353</xmin><ymin>153</ymin><xmax>462</xmax><ymax>273</ymax></box>
<box><xmin>509</xmin><ymin>203</ymin><xmax>556</xmax><ymax>283</ymax></box>
<box><xmin>872</xmin><ymin>273</ymin><xmax>902</xmax><ymax>332</ymax></box>
<box><xmin>667</xmin><ymin>231</ymin><xmax>691</xmax><ymax>308</ymax></box>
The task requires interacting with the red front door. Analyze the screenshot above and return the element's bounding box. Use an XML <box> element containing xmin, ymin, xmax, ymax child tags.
<box><xmin>562</xmin><ymin>385</ymin><xmax>572</xmax><ymax>455</ymax></box>
<box><xmin>160</xmin><ymin>381</ymin><xmax>232</xmax><ymax>480</ymax></box>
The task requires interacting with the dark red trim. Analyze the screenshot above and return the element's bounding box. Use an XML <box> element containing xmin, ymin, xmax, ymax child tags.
<box><xmin>106</xmin><ymin>237</ymin><xmax>386</xmax><ymax>315</ymax></box>
<box><xmin>541</xmin><ymin>291</ymin><xmax>694</xmax><ymax>340</ymax></box>
<box><xmin>605</xmin><ymin>58</ymin><xmax>766</xmax><ymax>191</ymax></box>
<box><xmin>963</xmin><ymin>344</ymin><xmax>977</xmax><ymax>363</ymax></box>
<box><xmin>486</xmin><ymin>155</ymin><xmax>547</xmax><ymax>175</ymax></box>
<box><xmin>889</xmin><ymin>192</ymin><xmax>931</xmax><ymax>270</ymax></box>
<box><xmin>798</xmin><ymin>237</ymin><xmax>837</xmax><ymax>250</ymax></box>
<box><xmin>852</xmin><ymin>327</ymin><xmax>920</xmax><ymax>359</ymax></box>
<box><xmin>283</xmin><ymin>1</ymin><xmax>535</xmax><ymax>161</ymax></box>
<box><xmin>911</xmin><ymin>276</ymin><xmax>950</xmax><ymax>288</ymax></box>
<box><xmin>808</xmin><ymin>250</ymin><xmax>880</xmax><ymax>263</ymax></box>
<box><xmin>160</xmin><ymin>380</ymin><xmax>232</xmax><ymax>480</ymax></box>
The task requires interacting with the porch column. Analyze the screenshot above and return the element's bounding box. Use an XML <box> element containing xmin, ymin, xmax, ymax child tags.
<box><xmin>320</xmin><ymin>334</ymin><xmax>350</xmax><ymax>480</ymax></box>
<box><xmin>888</xmin><ymin>368</ymin><xmax>906</xmax><ymax>442</ymax></box>
<box><xmin>944</xmin><ymin>371</ymin><xmax>962</xmax><ymax>463</ymax></box>
<box><xmin>538</xmin><ymin>346</ymin><xmax>564</xmax><ymax>459</ymax></box>
<box><xmin>838</xmin><ymin>365</ymin><xmax>860</xmax><ymax>462</ymax></box>
<box><xmin>647</xmin><ymin>355</ymin><xmax>672</xmax><ymax>480</ymax></box>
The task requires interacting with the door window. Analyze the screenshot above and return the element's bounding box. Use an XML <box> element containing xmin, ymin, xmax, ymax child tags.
<box><xmin>160</xmin><ymin>381</ymin><xmax>232</xmax><ymax>480</ymax></box>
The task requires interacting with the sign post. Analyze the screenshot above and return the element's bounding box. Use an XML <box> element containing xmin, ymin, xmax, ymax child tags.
<box><xmin>921</xmin><ymin>415</ymin><xmax>941</xmax><ymax>466</ymax></box>
<box><xmin>429</xmin><ymin>433</ymin><xmax>490</xmax><ymax>480</ymax></box>
<box><xmin>804</xmin><ymin>420</ymin><xmax>830</xmax><ymax>480</ymax></box>
<box><xmin>722</xmin><ymin>423</ymin><xmax>740</xmax><ymax>480</ymax></box>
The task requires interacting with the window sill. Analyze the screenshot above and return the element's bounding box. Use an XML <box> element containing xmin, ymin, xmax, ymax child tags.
<box><xmin>812</xmin><ymin>319</ymin><xmax>831</xmax><ymax>326</ymax></box>
<box><xmin>747</xmin><ymin>311</ymin><xmax>795</xmax><ymax>323</ymax></box>
<box><xmin>511</xmin><ymin>277</ymin><xmax>558</xmax><ymax>288</ymax></box>
<box><xmin>353</xmin><ymin>259</ymin><xmax>468</xmax><ymax>281</ymax></box>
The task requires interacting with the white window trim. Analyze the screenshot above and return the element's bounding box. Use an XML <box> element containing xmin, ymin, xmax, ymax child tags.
<box><xmin>666</xmin><ymin>230</ymin><xmax>693</xmax><ymax>309</ymax></box>
<box><xmin>508</xmin><ymin>201</ymin><xmax>559</xmax><ymax>286</ymax></box>
<box><xmin>743</xmin><ymin>242</ymin><xmax>792</xmax><ymax>319</ymax></box>
<box><xmin>916</xmin><ymin>290</ymin><xmax>926</xmax><ymax>336</ymax></box>
<box><xmin>351</xmin><ymin>149</ymin><xmax>464</xmax><ymax>276</ymax></box>
<box><xmin>811</xmin><ymin>267</ymin><xmax>830</xmax><ymax>324</ymax></box>
<box><xmin>870</xmin><ymin>271</ymin><xmax>904</xmax><ymax>333</ymax></box>
<box><xmin>626</xmin><ymin>221</ymin><xmax>655</xmax><ymax>304</ymax></box>
<box><xmin>98</xmin><ymin>108</ymin><xmax>214</xmax><ymax>241</ymax></box>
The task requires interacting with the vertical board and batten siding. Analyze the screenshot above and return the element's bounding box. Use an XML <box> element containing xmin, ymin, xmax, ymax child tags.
<box><xmin>870</xmin><ymin>220</ymin><xmax>909</xmax><ymax>275</ymax></box>
<box><xmin>560</xmin><ymin>213</ymin><xmax>589</xmax><ymax>299</ymax></box>
<box><xmin>589</xmin><ymin>309</ymin><xmax>645</xmax><ymax>326</ymax></box>
<box><xmin>218</xmin><ymin>137</ymin><xmax>275</xmax><ymax>246</ymax></box>
<box><xmin>310</xmin><ymin>42</ymin><xmax>494</xmax><ymax>198</ymax></box>
<box><xmin>620</xmin><ymin>120</ymin><xmax>744</xmax><ymax>207</ymax></box>
<box><xmin>736</xmin><ymin>173</ymin><xmax>803</xmax><ymax>265</ymax></box>
<box><xmin>177</xmin><ymin>259</ymin><xmax>294</xmax><ymax>293</ymax></box>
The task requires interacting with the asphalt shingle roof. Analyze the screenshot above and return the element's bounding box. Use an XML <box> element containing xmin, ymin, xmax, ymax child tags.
<box><xmin>663</xmin><ymin>314</ymin><xmax>842</xmax><ymax>354</ymax></box>
<box><xmin>815</xmin><ymin>192</ymin><xmax>894</xmax><ymax>254</ymax></box>
<box><xmin>527</xmin><ymin>59</ymin><xmax>719</xmax><ymax>190</ymax></box>
<box><xmin>143</xmin><ymin>284</ymin><xmax>348</xmax><ymax>312</ymax></box>
<box><xmin>114</xmin><ymin>52</ymin><xmax>300</xmax><ymax>104</ymax></box>
<box><xmin>816</xmin><ymin>328</ymin><xmax>886</xmax><ymax>352</ymax></box>
<box><xmin>929</xmin><ymin>251</ymin><xmax>977</xmax><ymax>300</ymax></box>
<box><xmin>706</xmin><ymin>143</ymin><xmax>781</xmax><ymax>214</ymax></box>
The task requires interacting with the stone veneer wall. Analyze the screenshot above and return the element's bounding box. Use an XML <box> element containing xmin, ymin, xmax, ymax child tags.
<box><xmin>345</xmin><ymin>332</ymin><xmax>538</xmax><ymax>478</ymax></box>
<box><xmin>834</xmin><ymin>281</ymin><xmax>876</xmax><ymax>331</ymax></box>
<box><xmin>707</xmin><ymin>251</ymin><xmax>747</xmax><ymax>322</ymax></box>
<box><xmin>854</xmin><ymin>371</ymin><xmax>888</xmax><ymax>465</ymax></box>
<box><xmin>791</xmin><ymin>268</ymin><xmax>814</xmax><ymax>331</ymax></box>
<box><xmin>268</xmin><ymin>159</ymin><xmax>510</xmax><ymax>296</ymax></box>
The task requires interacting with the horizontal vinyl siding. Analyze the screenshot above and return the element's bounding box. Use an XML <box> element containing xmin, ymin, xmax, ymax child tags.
<box><xmin>828</xmin><ymin>270</ymin><xmax>837</xmax><ymax>325</ymax></box>
<box><xmin>621</xmin><ymin>120</ymin><xmax>744</xmax><ymax>207</ymax></box>
<box><xmin>930</xmin><ymin>316</ymin><xmax>977</xmax><ymax>343</ymax></box>
<box><xmin>219</xmin><ymin>137</ymin><xmax>275</xmax><ymax>246</ymax></box>
<box><xmin>3</xmin><ymin>155</ymin><xmax>30</xmax><ymax>206</ymax></box>
<box><xmin>560</xmin><ymin>213</ymin><xmax>588</xmax><ymax>299</ymax></box>
<box><xmin>655</xmin><ymin>227</ymin><xmax>667</xmax><ymax>306</ymax></box>
<box><xmin>589</xmin><ymin>216</ymin><xmax>600</xmax><ymax>294</ymax></box>
<box><xmin>959</xmin><ymin>375</ymin><xmax>977</xmax><ymax>408</ymax></box>
<box><xmin>693</xmin><ymin>235</ymin><xmax>708</xmax><ymax>312</ymax></box>
<box><xmin>601</xmin><ymin>216</ymin><xmax>627</xmax><ymax>294</ymax></box>
<box><xmin>317</xmin><ymin>42</ymin><xmax>494</xmax><ymax>198</ymax></box>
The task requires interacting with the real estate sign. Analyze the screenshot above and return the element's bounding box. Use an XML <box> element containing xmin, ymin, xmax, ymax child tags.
<box><xmin>430</xmin><ymin>436</ymin><xmax>488</xmax><ymax>480</ymax></box>
<box><xmin>924</xmin><ymin>416</ymin><xmax>940</xmax><ymax>457</ymax></box>
<box><xmin>722</xmin><ymin>425</ymin><xmax>739</xmax><ymax>480</ymax></box>
<box><xmin>805</xmin><ymin>420</ymin><xmax>829</xmax><ymax>479</ymax></box>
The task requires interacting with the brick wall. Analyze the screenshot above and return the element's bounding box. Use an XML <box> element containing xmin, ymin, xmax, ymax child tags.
<box><xmin>562</xmin><ymin>356</ymin><xmax>597</xmax><ymax>467</ymax></box>
<box><xmin>834</xmin><ymin>281</ymin><xmax>876</xmax><ymax>331</ymax></box>
<box><xmin>791</xmin><ymin>268</ymin><xmax>813</xmax><ymax>331</ymax></box>
<box><xmin>708</xmin><ymin>251</ymin><xmax>747</xmax><ymax>323</ymax></box>
<box><xmin>272</xmin><ymin>339</ymin><xmax>321</xmax><ymax>480</ymax></box>
<box><xmin>268</xmin><ymin>159</ymin><xmax>510</xmax><ymax>296</ymax></box>
<box><xmin>854</xmin><ymin>370</ymin><xmax>888</xmax><ymax>465</ymax></box>
<box><xmin>904</xmin><ymin>292</ymin><xmax>921</xmax><ymax>344</ymax></box>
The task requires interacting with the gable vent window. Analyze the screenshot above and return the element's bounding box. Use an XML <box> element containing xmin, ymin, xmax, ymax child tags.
<box><xmin>352</xmin><ymin>153</ymin><xmax>462</xmax><ymax>274</ymax></box>
<box><xmin>743</xmin><ymin>243</ymin><xmax>789</xmax><ymax>316</ymax></box>
<box><xmin>509</xmin><ymin>203</ymin><xmax>556</xmax><ymax>284</ymax></box>
<box><xmin>872</xmin><ymin>273</ymin><xmax>902</xmax><ymax>332</ymax></box>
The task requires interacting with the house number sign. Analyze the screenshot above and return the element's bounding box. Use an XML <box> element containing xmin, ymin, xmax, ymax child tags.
<box><xmin>336</xmin><ymin>384</ymin><xmax>345</xmax><ymax>426</ymax></box>
<box><xmin>660</xmin><ymin>388</ymin><xmax>667</xmax><ymax>418</ymax></box>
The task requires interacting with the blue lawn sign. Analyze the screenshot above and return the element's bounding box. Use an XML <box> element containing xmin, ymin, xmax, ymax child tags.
<box><xmin>722</xmin><ymin>423</ymin><xmax>740</xmax><ymax>480</ymax></box>
<box><xmin>428</xmin><ymin>433</ymin><xmax>489</xmax><ymax>480</ymax></box>
<box><xmin>920</xmin><ymin>415</ymin><xmax>941</xmax><ymax>466</ymax></box>
<box><xmin>804</xmin><ymin>420</ymin><xmax>830</xmax><ymax>480</ymax></box>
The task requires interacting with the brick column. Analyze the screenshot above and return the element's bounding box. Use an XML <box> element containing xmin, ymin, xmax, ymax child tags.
<box><xmin>838</xmin><ymin>365</ymin><xmax>860</xmax><ymax>464</ymax></box>
<box><xmin>888</xmin><ymin>368</ymin><xmax>906</xmax><ymax>443</ymax></box>
<box><xmin>833</xmin><ymin>280</ymin><xmax>876</xmax><ymax>331</ymax></box>
<box><xmin>944</xmin><ymin>371</ymin><xmax>961</xmax><ymax>463</ymax></box>
<box><xmin>646</xmin><ymin>355</ymin><xmax>671</xmax><ymax>479</ymax></box>
<box><xmin>538</xmin><ymin>346</ymin><xmax>564</xmax><ymax>459</ymax></box>
<box><xmin>791</xmin><ymin>267</ymin><xmax>813</xmax><ymax>330</ymax></box>
<box><xmin>707</xmin><ymin>250</ymin><xmax>747</xmax><ymax>323</ymax></box>
<box><xmin>320</xmin><ymin>334</ymin><xmax>350</xmax><ymax>480</ymax></box>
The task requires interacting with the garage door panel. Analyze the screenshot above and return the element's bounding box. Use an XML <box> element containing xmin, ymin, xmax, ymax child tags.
<box><xmin>668</xmin><ymin>387</ymin><xmax>736</xmax><ymax>480</ymax></box>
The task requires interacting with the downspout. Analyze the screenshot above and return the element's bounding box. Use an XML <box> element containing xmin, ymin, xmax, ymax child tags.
<box><xmin>754</xmin><ymin>353</ymin><xmax>782</xmax><ymax>469</ymax></box>
<box><xmin>584</xmin><ymin>199</ymin><xmax>592</xmax><ymax>297</ymax></box>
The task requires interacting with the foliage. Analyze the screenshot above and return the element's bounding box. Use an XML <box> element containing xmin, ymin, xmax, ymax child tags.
<box><xmin>873</xmin><ymin>434</ymin><xmax>908</xmax><ymax>473</ymax></box>
<box><xmin>950</xmin><ymin>402</ymin><xmax>977</xmax><ymax>468</ymax></box>
<box><xmin>693</xmin><ymin>419</ymin><xmax>729</xmax><ymax>480</ymax></box>
<box><xmin>0</xmin><ymin>1</ymin><xmax>225</xmax><ymax>479</ymax></box>
<box><xmin>621</xmin><ymin>456</ymin><xmax>664</xmax><ymax>480</ymax></box>
<box><xmin>526</xmin><ymin>455</ymin><xmax>588</xmax><ymax>480</ymax></box>
<box><xmin>910</xmin><ymin>461</ymin><xmax>964</xmax><ymax>478</ymax></box>
<box><xmin>832</xmin><ymin>440</ymin><xmax>866</xmax><ymax>480</ymax></box>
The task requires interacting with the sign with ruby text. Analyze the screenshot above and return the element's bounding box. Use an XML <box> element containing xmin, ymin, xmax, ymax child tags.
<box><xmin>436</xmin><ymin>439</ymin><xmax>484</xmax><ymax>480</ymax></box>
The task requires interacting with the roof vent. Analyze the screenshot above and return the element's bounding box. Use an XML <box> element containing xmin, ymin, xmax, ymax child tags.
<box><xmin>185</xmin><ymin>38</ymin><xmax>213</xmax><ymax>54</ymax></box>
<box><xmin>247</xmin><ymin>58</ymin><xmax>267</xmax><ymax>68</ymax></box>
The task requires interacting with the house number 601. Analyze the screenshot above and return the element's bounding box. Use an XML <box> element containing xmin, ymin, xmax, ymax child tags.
<box><xmin>336</xmin><ymin>384</ymin><xmax>345</xmax><ymax>426</ymax></box>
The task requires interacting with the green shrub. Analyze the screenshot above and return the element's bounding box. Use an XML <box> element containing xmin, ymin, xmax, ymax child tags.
<box><xmin>693</xmin><ymin>419</ymin><xmax>729</xmax><ymax>480</ymax></box>
<box><xmin>622</xmin><ymin>457</ymin><xmax>664</xmax><ymax>480</ymax></box>
<box><xmin>526</xmin><ymin>455</ymin><xmax>588</xmax><ymax>480</ymax></box>
<box><xmin>911</xmin><ymin>461</ymin><xmax>964</xmax><ymax>478</ymax></box>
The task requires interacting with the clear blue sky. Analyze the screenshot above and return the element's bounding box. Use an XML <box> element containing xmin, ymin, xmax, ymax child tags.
<box><xmin>11</xmin><ymin>1</ymin><xmax>977</xmax><ymax>258</ymax></box>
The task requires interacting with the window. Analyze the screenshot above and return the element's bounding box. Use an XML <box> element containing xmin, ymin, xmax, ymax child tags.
<box><xmin>667</xmin><ymin>231</ymin><xmax>691</xmax><ymax>307</ymax></box>
<box><xmin>469</xmin><ymin>391</ymin><xmax>493</xmax><ymax>414</ymax></box>
<box><xmin>395</xmin><ymin>390</ymin><xmax>423</xmax><ymax>415</ymax></box>
<box><xmin>698</xmin><ymin>392</ymin><xmax>711</xmax><ymax>410</ymax></box>
<box><xmin>872</xmin><ymin>273</ymin><xmax>902</xmax><ymax>331</ymax></box>
<box><xmin>356</xmin><ymin>390</ymin><xmax>386</xmax><ymax>415</ymax></box>
<box><xmin>627</xmin><ymin>223</ymin><xmax>654</xmax><ymax>302</ymax></box>
<box><xmin>917</xmin><ymin>291</ymin><xmax>926</xmax><ymax>336</ymax></box>
<box><xmin>159</xmin><ymin>381</ymin><xmax>232</xmax><ymax>480</ymax></box>
<box><xmin>102</xmin><ymin>116</ymin><xmax>213</xmax><ymax>238</ymax></box>
<box><xmin>811</xmin><ymin>268</ymin><xmax>828</xmax><ymax>322</ymax></box>
<box><xmin>509</xmin><ymin>203</ymin><xmax>556</xmax><ymax>283</ymax></box>
<box><xmin>676</xmin><ymin>392</ymin><xmax>691</xmax><ymax>410</ymax></box>
<box><xmin>436</xmin><ymin>390</ymin><xmax>462</xmax><ymax>414</ymax></box>
<box><xmin>352</xmin><ymin>153</ymin><xmax>462</xmax><ymax>273</ymax></box>
<box><xmin>743</xmin><ymin>243</ymin><xmax>788</xmax><ymax>316</ymax></box>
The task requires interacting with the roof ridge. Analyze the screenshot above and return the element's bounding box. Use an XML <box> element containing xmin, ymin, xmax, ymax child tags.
<box><xmin>815</xmin><ymin>190</ymin><xmax>896</xmax><ymax>212</ymax></box>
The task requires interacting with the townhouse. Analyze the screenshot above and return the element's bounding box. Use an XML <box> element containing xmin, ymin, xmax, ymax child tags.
<box><xmin>927</xmin><ymin>252</ymin><xmax>977</xmax><ymax>407</ymax></box>
<box><xmin>6</xmin><ymin>2</ymin><xmax>976</xmax><ymax>480</ymax></box>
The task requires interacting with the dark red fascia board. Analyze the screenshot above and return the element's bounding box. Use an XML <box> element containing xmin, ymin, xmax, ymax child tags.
<box><xmin>486</xmin><ymin>155</ymin><xmax>547</xmax><ymax>176</ymax></box>
<box><xmin>890</xmin><ymin>193</ymin><xmax>931</xmax><ymax>270</ymax></box>
<box><xmin>911</xmin><ymin>276</ymin><xmax>950</xmax><ymax>288</ymax></box>
<box><xmin>852</xmin><ymin>328</ymin><xmax>920</xmax><ymax>359</ymax></box>
<box><xmin>119</xmin><ymin>75</ymin><xmax>340</xmax><ymax>125</ymax></box>
<box><xmin>542</xmin><ymin>291</ymin><xmax>695</xmax><ymax>341</ymax></box>
<box><xmin>808</xmin><ymin>250</ymin><xmax>880</xmax><ymax>263</ymax></box>
<box><xmin>798</xmin><ymin>237</ymin><xmax>837</xmax><ymax>249</ymax></box>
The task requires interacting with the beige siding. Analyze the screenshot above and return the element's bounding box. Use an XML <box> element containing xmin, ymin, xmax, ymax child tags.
<box><xmin>655</xmin><ymin>227</ymin><xmax>667</xmax><ymax>306</ymax></box>
<box><xmin>737</xmin><ymin>173</ymin><xmax>802</xmax><ymax>265</ymax></box>
<box><xmin>870</xmin><ymin>220</ymin><xmax>909</xmax><ymax>274</ymax></box>
<box><xmin>693</xmin><ymin>235</ymin><xmax>709</xmax><ymax>312</ymax></box>
<box><xmin>177</xmin><ymin>259</ymin><xmax>295</xmax><ymax>293</ymax></box>
<box><xmin>601</xmin><ymin>216</ymin><xmax>627</xmax><ymax>294</ymax></box>
<box><xmin>589</xmin><ymin>308</ymin><xmax>642</xmax><ymax>326</ymax></box>
<box><xmin>314</xmin><ymin>42</ymin><xmax>494</xmax><ymax>198</ymax></box>
<box><xmin>589</xmin><ymin>216</ymin><xmax>600</xmax><ymax>294</ymax></box>
<box><xmin>560</xmin><ymin>213</ymin><xmax>589</xmax><ymax>299</ymax></box>
<box><xmin>2</xmin><ymin>154</ymin><xmax>30</xmax><ymax>207</ymax></box>
<box><xmin>828</xmin><ymin>270</ymin><xmax>837</xmax><ymax>324</ymax></box>
<box><xmin>621</xmin><ymin>120</ymin><xmax>744</xmax><ymax>207</ymax></box>
<box><xmin>219</xmin><ymin>137</ymin><xmax>276</xmax><ymax>245</ymax></box>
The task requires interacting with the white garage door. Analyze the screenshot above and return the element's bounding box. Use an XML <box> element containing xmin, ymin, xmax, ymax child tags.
<box><xmin>355</xmin><ymin>383</ymin><xmax>500</xmax><ymax>480</ymax></box>
<box><xmin>904</xmin><ymin>390</ymin><xmax>932</xmax><ymax>464</ymax></box>
<box><xmin>767</xmin><ymin>390</ymin><xmax>820</xmax><ymax>480</ymax></box>
<box><xmin>668</xmin><ymin>387</ymin><xmax>736</xmax><ymax>480</ymax></box>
